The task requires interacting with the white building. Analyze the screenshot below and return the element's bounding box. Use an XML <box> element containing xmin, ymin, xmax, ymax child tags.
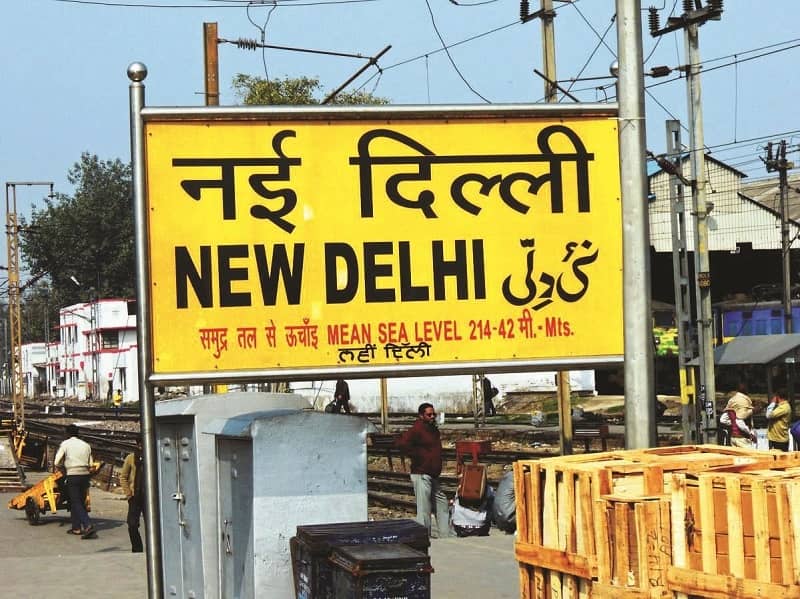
<box><xmin>20</xmin><ymin>342</ymin><xmax>47</xmax><ymax>398</ymax></box>
<box><xmin>39</xmin><ymin>298</ymin><xmax>140</xmax><ymax>402</ymax></box>
<box><xmin>648</xmin><ymin>155</ymin><xmax>800</xmax><ymax>253</ymax></box>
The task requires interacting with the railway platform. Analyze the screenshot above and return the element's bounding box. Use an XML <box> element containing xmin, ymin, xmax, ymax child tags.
<box><xmin>0</xmin><ymin>472</ymin><xmax>520</xmax><ymax>598</ymax></box>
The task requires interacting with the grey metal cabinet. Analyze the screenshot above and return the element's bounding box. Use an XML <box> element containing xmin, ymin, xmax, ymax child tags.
<box><xmin>159</xmin><ymin>420</ymin><xmax>204</xmax><ymax>598</ymax></box>
<box><xmin>217</xmin><ymin>438</ymin><xmax>254</xmax><ymax>599</ymax></box>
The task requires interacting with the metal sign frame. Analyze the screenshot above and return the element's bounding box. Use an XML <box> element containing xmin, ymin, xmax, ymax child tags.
<box><xmin>136</xmin><ymin>102</ymin><xmax>622</xmax><ymax>386</ymax></box>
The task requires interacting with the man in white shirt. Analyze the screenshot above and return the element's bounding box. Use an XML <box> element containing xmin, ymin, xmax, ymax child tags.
<box><xmin>54</xmin><ymin>424</ymin><xmax>97</xmax><ymax>539</ymax></box>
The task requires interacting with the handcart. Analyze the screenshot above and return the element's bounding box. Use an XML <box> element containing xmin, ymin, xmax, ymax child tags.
<box><xmin>7</xmin><ymin>461</ymin><xmax>104</xmax><ymax>525</ymax></box>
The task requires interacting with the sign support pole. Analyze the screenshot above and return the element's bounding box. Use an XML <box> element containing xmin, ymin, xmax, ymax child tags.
<box><xmin>129</xmin><ymin>62</ymin><xmax>164</xmax><ymax>599</ymax></box>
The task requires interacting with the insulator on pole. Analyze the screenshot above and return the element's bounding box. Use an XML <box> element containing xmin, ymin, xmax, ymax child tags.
<box><xmin>648</xmin><ymin>7</ymin><xmax>660</xmax><ymax>34</ymax></box>
<box><xmin>235</xmin><ymin>38</ymin><xmax>259</xmax><ymax>51</ymax></box>
<box><xmin>682</xmin><ymin>0</ymin><xmax>693</xmax><ymax>13</ymax></box>
<box><xmin>520</xmin><ymin>0</ymin><xmax>529</xmax><ymax>21</ymax></box>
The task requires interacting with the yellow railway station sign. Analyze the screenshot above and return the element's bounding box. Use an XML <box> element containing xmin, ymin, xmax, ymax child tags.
<box><xmin>142</xmin><ymin>105</ymin><xmax>622</xmax><ymax>380</ymax></box>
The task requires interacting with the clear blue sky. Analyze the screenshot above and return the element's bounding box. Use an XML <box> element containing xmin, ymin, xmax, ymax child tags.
<box><xmin>4</xmin><ymin>0</ymin><xmax>799</xmax><ymax>224</ymax></box>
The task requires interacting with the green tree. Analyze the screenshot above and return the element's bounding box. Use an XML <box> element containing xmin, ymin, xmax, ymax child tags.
<box><xmin>19</xmin><ymin>153</ymin><xmax>134</xmax><ymax>336</ymax></box>
<box><xmin>232</xmin><ymin>74</ymin><xmax>389</xmax><ymax>106</ymax></box>
<box><xmin>20</xmin><ymin>283</ymin><xmax>53</xmax><ymax>345</ymax></box>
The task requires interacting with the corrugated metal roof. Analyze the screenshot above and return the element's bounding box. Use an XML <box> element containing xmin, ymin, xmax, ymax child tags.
<box><xmin>689</xmin><ymin>334</ymin><xmax>800</xmax><ymax>366</ymax></box>
<box><xmin>741</xmin><ymin>173</ymin><xmax>800</xmax><ymax>222</ymax></box>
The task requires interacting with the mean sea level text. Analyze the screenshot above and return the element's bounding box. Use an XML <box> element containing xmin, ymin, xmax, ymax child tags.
<box><xmin>329</xmin><ymin>314</ymin><xmax>572</xmax><ymax>345</ymax></box>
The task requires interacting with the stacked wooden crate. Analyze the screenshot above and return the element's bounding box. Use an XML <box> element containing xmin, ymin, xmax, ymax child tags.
<box><xmin>513</xmin><ymin>445</ymin><xmax>800</xmax><ymax>599</ymax></box>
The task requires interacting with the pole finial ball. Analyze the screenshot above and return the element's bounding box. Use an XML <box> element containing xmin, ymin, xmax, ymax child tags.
<box><xmin>127</xmin><ymin>62</ymin><xmax>148</xmax><ymax>82</ymax></box>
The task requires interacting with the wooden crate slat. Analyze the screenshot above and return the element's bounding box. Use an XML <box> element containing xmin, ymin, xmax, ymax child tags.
<box><xmin>534</xmin><ymin>566</ymin><xmax>548</xmax><ymax>599</ymax></box>
<box><xmin>576</xmin><ymin>471</ymin><xmax>594</xmax><ymax>557</ymax></box>
<box><xmin>543</xmin><ymin>466</ymin><xmax>563</xmax><ymax>598</ymax></box>
<box><xmin>514</xmin><ymin>461</ymin><xmax>530</xmax><ymax>544</ymax></box>
<box><xmin>658</xmin><ymin>500</ymin><xmax>673</xmax><ymax>589</ymax></box>
<box><xmin>514</xmin><ymin>542</ymin><xmax>593</xmax><ymax>579</ymax></box>
<box><xmin>751</xmin><ymin>478</ymin><xmax>771</xmax><ymax>582</ymax></box>
<box><xmin>564</xmin><ymin>469</ymin><xmax>577</xmax><ymax>553</ymax></box>
<box><xmin>519</xmin><ymin>563</ymin><xmax>532</xmax><ymax>599</ymax></box>
<box><xmin>633</xmin><ymin>501</ymin><xmax>648</xmax><ymax>589</ymax></box>
<box><xmin>667</xmin><ymin>565</ymin><xmax>800</xmax><ymax>599</ymax></box>
<box><xmin>548</xmin><ymin>568</ymin><xmax>562</xmax><ymax>598</ymax></box>
<box><xmin>698</xmin><ymin>474</ymin><xmax>718</xmax><ymax>575</ymax></box>
<box><xmin>589</xmin><ymin>582</ymin><xmax>653</xmax><ymax>599</ymax></box>
<box><xmin>788</xmin><ymin>479</ymin><xmax>800</xmax><ymax>584</ymax></box>
<box><xmin>775</xmin><ymin>480</ymin><xmax>795</xmax><ymax>585</ymax></box>
<box><xmin>594</xmin><ymin>496</ymin><xmax>612</xmax><ymax>585</ymax></box>
<box><xmin>613</xmin><ymin>501</ymin><xmax>631</xmax><ymax>584</ymax></box>
<box><xmin>726</xmin><ymin>475</ymin><xmax>745</xmax><ymax>578</ymax></box>
<box><xmin>562</xmin><ymin>571</ymin><xmax>578</xmax><ymax>599</ymax></box>
<box><xmin>670</xmin><ymin>474</ymin><xmax>688</xmax><ymax>568</ymax></box>
<box><xmin>543</xmin><ymin>466</ymin><xmax>558</xmax><ymax>548</ymax></box>
<box><xmin>529</xmin><ymin>462</ymin><xmax>542</xmax><ymax>546</ymax></box>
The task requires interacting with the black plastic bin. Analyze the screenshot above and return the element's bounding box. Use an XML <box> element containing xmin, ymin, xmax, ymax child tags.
<box><xmin>291</xmin><ymin>519</ymin><xmax>429</xmax><ymax>599</ymax></box>
<box><xmin>329</xmin><ymin>543</ymin><xmax>433</xmax><ymax>599</ymax></box>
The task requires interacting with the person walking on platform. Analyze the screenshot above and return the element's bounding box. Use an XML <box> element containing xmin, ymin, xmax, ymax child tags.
<box><xmin>482</xmin><ymin>377</ymin><xmax>498</xmax><ymax>417</ymax></box>
<box><xmin>120</xmin><ymin>439</ymin><xmax>145</xmax><ymax>552</ymax></box>
<box><xmin>720</xmin><ymin>409</ymin><xmax>757</xmax><ymax>448</ymax></box>
<box><xmin>719</xmin><ymin>382</ymin><xmax>756</xmax><ymax>448</ymax></box>
<box><xmin>395</xmin><ymin>403</ymin><xmax>452</xmax><ymax>538</ymax></box>
<box><xmin>54</xmin><ymin>424</ymin><xmax>97</xmax><ymax>539</ymax></box>
<box><xmin>766</xmin><ymin>388</ymin><xmax>792</xmax><ymax>451</ymax></box>
<box><xmin>333</xmin><ymin>379</ymin><xmax>351</xmax><ymax>414</ymax></box>
<box><xmin>113</xmin><ymin>389</ymin><xmax>123</xmax><ymax>417</ymax></box>
<box><xmin>723</xmin><ymin>382</ymin><xmax>754</xmax><ymax>422</ymax></box>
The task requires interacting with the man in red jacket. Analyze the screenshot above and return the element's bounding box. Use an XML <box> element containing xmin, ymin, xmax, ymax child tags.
<box><xmin>395</xmin><ymin>403</ymin><xmax>451</xmax><ymax>538</ymax></box>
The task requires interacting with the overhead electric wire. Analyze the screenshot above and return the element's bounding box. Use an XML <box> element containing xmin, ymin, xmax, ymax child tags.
<box><xmin>50</xmin><ymin>0</ymin><xmax>382</xmax><ymax>7</ymax></box>
<box><xmin>422</xmin><ymin>0</ymin><xmax>490</xmax><ymax>103</ymax></box>
<box><xmin>448</xmin><ymin>0</ymin><xmax>501</xmax><ymax>5</ymax></box>
<box><xmin>568</xmin><ymin>2</ymin><xmax>616</xmax><ymax>58</ymax></box>
<box><xmin>380</xmin><ymin>19</ymin><xmax>519</xmax><ymax>72</ymax></box>
<box><xmin>563</xmin><ymin>12</ymin><xmax>616</xmax><ymax>96</ymax></box>
<box><xmin>44</xmin><ymin>0</ymin><xmax>800</xmax><ymax>175</ymax></box>
<box><xmin>246</xmin><ymin>0</ymin><xmax>278</xmax><ymax>81</ymax></box>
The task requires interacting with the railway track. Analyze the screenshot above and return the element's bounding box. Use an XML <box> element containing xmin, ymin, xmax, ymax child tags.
<box><xmin>1</xmin><ymin>399</ymin><xmax>682</xmax><ymax>511</ymax></box>
<box><xmin>0</xmin><ymin>400</ymin><xmax>140</xmax><ymax>421</ymax></box>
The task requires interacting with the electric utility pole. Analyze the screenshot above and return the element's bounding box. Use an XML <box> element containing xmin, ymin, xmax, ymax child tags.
<box><xmin>649</xmin><ymin>0</ymin><xmax>723</xmax><ymax>443</ymax></box>
<box><xmin>522</xmin><ymin>0</ymin><xmax>573</xmax><ymax>454</ymax></box>
<box><xmin>204</xmin><ymin>22</ymin><xmax>220</xmax><ymax>106</ymax></box>
<box><xmin>617</xmin><ymin>0</ymin><xmax>656</xmax><ymax>448</ymax></box>
<box><xmin>540</xmin><ymin>0</ymin><xmax>573</xmax><ymax>455</ymax></box>
<box><xmin>763</xmin><ymin>141</ymin><xmax>794</xmax><ymax>334</ymax></box>
<box><xmin>203</xmin><ymin>22</ymin><xmax>219</xmax><ymax>397</ymax></box>
<box><xmin>764</xmin><ymin>140</ymin><xmax>796</xmax><ymax>407</ymax></box>
<box><xmin>6</xmin><ymin>181</ymin><xmax>53</xmax><ymax>437</ymax></box>
<box><xmin>659</xmin><ymin>121</ymin><xmax>698</xmax><ymax>443</ymax></box>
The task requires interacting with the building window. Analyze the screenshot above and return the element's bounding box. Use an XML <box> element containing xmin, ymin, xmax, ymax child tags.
<box><xmin>771</xmin><ymin>318</ymin><xmax>783</xmax><ymax>334</ymax></box>
<box><xmin>754</xmin><ymin>318</ymin><xmax>767</xmax><ymax>335</ymax></box>
<box><xmin>723</xmin><ymin>317</ymin><xmax>740</xmax><ymax>338</ymax></box>
<box><xmin>741</xmin><ymin>318</ymin><xmax>752</xmax><ymax>336</ymax></box>
<box><xmin>102</xmin><ymin>331</ymin><xmax>119</xmax><ymax>349</ymax></box>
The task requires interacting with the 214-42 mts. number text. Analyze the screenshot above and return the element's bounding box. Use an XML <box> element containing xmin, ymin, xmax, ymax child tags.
<box><xmin>468</xmin><ymin>316</ymin><xmax>572</xmax><ymax>340</ymax></box>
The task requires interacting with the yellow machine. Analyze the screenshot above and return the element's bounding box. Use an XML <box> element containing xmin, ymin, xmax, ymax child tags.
<box><xmin>7</xmin><ymin>462</ymin><xmax>103</xmax><ymax>525</ymax></box>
